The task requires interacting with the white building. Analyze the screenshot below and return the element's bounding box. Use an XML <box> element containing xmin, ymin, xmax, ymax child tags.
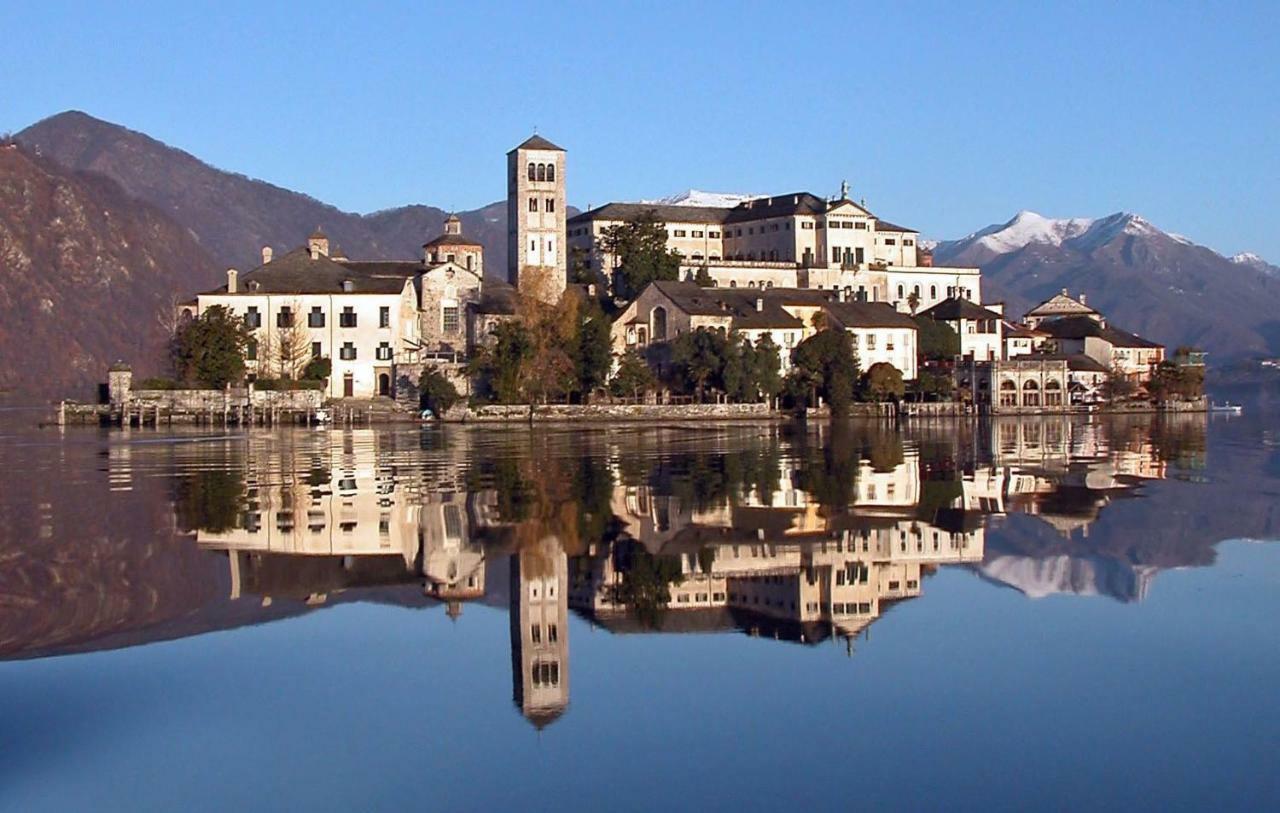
<box><xmin>568</xmin><ymin>185</ymin><xmax>979</xmax><ymax>313</ymax></box>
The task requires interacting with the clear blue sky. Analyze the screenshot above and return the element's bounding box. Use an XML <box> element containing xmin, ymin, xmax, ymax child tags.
<box><xmin>3</xmin><ymin>1</ymin><xmax>1277</xmax><ymax>257</ymax></box>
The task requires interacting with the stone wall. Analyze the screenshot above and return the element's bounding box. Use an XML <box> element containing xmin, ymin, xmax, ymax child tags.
<box><xmin>452</xmin><ymin>402</ymin><xmax>777</xmax><ymax>423</ymax></box>
<box><xmin>128</xmin><ymin>388</ymin><xmax>323</xmax><ymax>411</ymax></box>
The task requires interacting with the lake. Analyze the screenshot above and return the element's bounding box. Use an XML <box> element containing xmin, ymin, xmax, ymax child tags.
<box><xmin>0</xmin><ymin>409</ymin><xmax>1277</xmax><ymax>811</ymax></box>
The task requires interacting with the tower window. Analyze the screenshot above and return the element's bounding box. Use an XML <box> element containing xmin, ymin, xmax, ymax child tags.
<box><xmin>529</xmin><ymin>197</ymin><xmax>538</xmax><ymax>212</ymax></box>
<box><xmin>546</xmin><ymin>163</ymin><xmax>555</xmax><ymax>182</ymax></box>
<box><xmin>545</xmin><ymin>198</ymin><xmax>555</xmax><ymax>212</ymax></box>
<box><xmin>536</xmin><ymin>164</ymin><xmax>546</xmax><ymax>182</ymax></box>
<box><xmin>527</xmin><ymin>162</ymin><xmax>535</xmax><ymax>181</ymax></box>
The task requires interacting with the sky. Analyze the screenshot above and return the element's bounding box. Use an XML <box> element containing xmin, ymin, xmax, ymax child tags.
<box><xmin>2</xmin><ymin>0</ymin><xmax>1278</xmax><ymax>258</ymax></box>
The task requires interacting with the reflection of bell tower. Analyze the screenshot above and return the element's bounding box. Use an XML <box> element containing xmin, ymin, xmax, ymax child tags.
<box><xmin>509</xmin><ymin>541</ymin><xmax>569</xmax><ymax>729</ymax></box>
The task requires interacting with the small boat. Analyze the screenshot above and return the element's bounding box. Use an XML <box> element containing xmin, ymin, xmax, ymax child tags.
<box><xmin>1210</xmin><ymin>402</ymin><xmax>1243</xmax><ymax>415</ymax></box>
<box><xmin>313</xmin><ymin>408</ymin><xmax>332</xmax><ymax>424</ymax></box>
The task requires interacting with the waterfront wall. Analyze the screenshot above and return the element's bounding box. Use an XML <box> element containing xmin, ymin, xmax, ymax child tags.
<box><xmin>127</xmin><ymin>388</ymin><xmax>324</xmax><ymax>411</ymax></box>
<box><xmin>452</xmin><ymin>402</ymin><xmax>778</xmax><ymax>423</ymax></box>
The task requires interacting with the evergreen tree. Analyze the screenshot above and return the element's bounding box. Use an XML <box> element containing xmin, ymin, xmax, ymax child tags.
<box><xmin>788</xmin><ymin>328</ymin><xmax>859</xmax><ymax>414</ymax></box>
<box><xmin>171</xmin><ymin>305</ymin><xmax>253</xmax><ymax>388</ymax></box>
<box><xmin>599</xmin><ymin>210</ymin><xmax>683</xmax><ymax>297</ymax></box>
<box><xmin>611</xmin><ymin>349</ymin><xmax>657</xmax><ymax>398</ymax></box>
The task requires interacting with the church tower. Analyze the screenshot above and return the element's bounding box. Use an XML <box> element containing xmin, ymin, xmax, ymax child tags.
<box><xmin>507</xmin><ymin>135</ymin><xmax>566</xmax><ymax>301</ymax></box>
<box><xmin>509</xmin><ymin>540</ymin><xmax>569</xmax><ymax>729</ymax></box>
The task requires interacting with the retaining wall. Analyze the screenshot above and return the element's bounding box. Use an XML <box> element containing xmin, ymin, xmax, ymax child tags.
<box><xmin>452</xmin><ymin>402</ymin><xmax>778</xmax><ymax>423</ymax></box>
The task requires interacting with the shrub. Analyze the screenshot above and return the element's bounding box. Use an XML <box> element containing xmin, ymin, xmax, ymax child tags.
<box><xmin>303</xmin><ymin>357</ymin><xmax>332</xmax><ymax>381</ymax></box>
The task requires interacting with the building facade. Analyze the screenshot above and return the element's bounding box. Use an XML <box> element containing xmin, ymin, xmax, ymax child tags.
<box><xmin>507</xmin><ymin>135</ymin><xmax>567</xmax><ymax>300</ymax></box>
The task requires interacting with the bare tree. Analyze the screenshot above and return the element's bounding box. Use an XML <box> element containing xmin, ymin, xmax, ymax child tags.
<box><xmin>269</xmin><ymin>298</ymin><xmax>311</xmax><ymax>380</ymax></box>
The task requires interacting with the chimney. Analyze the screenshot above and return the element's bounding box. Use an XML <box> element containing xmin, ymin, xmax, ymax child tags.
<box><xmin>755</xmin><ymin>297</ymin><xmax>764</xmax><ymax>312</ymax></box>
<box><xmin>261</xmin><ymin>246</ymin><xmax>273</xmax><ymax>265</ymax></box>
<box><xmin>793</xmin><ymin>195</ymin><xmax>799</xmax><ymax>204</ymax></box>
<box><xmin>226</xmin><ymin>268</ymin><xmax>238</xmax><ymax>294</ymax></box>
<box><xmin>342</xmin><ymin>279</ymin><xmax>354</xmax><ymax>293</ymax></box>
<box><xmin>1061</xmin><ymin>287</ymin><xmax>1069</xmax><ymax>296</ymax></box>
<box><xmin>837</xmin><ymin>287</ymin><xmax>847</xmax><ymax>303</ymax></box>
<box><xmin>1079</xmin><ymin>293</ymin><xmax>1088</xmax><ymax>305</ymax></box>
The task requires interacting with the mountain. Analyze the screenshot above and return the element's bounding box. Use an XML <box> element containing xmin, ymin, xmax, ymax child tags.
<box><xmin>0</xmin><ymin>140</ymin><xmax>220</xmax><ymax>397</ymax></box>
<box><xmin>935</xmin><ymin>211</ymin><xmax>1280</xmax><ymax>359</ymax></box>
<box><xmin>1230</xmin><ymin>251</ymin><xmax>1280</xmax><ymax>277</ymax></box>
<box><xmin>16</xmin><ymin>111</ymin><xmax>515</xmax><ymax>275</ymax></box>
<box><xmin>646</xmin><ymin>189</ymin><xmax>756</xmax><ymax>208</ymax></box>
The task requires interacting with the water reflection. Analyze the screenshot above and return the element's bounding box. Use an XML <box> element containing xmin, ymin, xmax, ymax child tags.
<box><xmin>2</xmin><ymin>411</ymin><xmax>1266</xmax><ymax>730</ymax></box>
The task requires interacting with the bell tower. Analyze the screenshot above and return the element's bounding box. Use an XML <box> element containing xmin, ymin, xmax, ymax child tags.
<box><xmin>507</xmin><ymin>134</ymin><xmax>566</xmax><ymax>301</ymax></box>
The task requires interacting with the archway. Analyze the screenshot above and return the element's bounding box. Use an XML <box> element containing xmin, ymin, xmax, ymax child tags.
<box><xmin>378</xmin><ymin>373</ymin><xmax>390</xmax><ymax>397</ymax></box>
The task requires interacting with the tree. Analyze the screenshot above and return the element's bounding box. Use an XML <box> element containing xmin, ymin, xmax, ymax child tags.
<box><xmin>910</xmin><ymin>369</ymin><xmax>955</xmax><ymax>401</ymax></box>
<box><xmin>573</xmin><ymin>299</ymin><xmax>613</xmax><ymax>398</ymax></box>
<box><xmin>1148</xmin><ymin>360</ymin><xmax>1205</xmax><ymax>402</ymax></box>
<box><xmin>467</xmin><ymin>321</ymin><xmax>534</xmax><ymax>403</ymax></box>
<box><xmin>599</xmin><ymin>210</ymin><xmax>682</xmax><ymax>297</ymax></box>
<box><xmin>171</xmin><ymin>305</ymin><xmax>253</xmax><ymax>388</ymax></box>
<box><xmin>748</xmin><ymin>334</ymin><xmax>784</xmax><ymax>404</ymax></box>
<box><xmin>693</xmin><ymin>264</ymin><xmax>715</xmax><ymax>288</ymax></box>
<box><xmin>419</xmin><ymin>367</ymin><xmax>460</xmax><ymax>415</ymax></box>
<box><xmin>671</xmin><ymin>328</ymin><xmax>730</xmax><ymax>401</ymax></box>
<box><xmin>907</xmin><ymin>290</ymin><xmax>921</xmax><ymax>315</ymax></box>
<box><xmin>914</xmin><ymin>316</ymin><xmax>960</xmax><ymax>361</ymax></box>
<box><xmin>789</xmin><ymin>328</ymin><xmax>859</xmax><ymax>414</ymax></box>
<box><xmin>302</xmin><ymin>356</ymin><xmax>331</xmax><ymax>382</ymax></box>
<box><xmin>861</xmin><ymin>362</ymin><xmax>905</xmax><ymax>402</ymax></box>
<box><xmin>267</xmin><ymin>299</ymin><xmax>310</xmax><ymax>380</ymax></box>
<box><xmin>611</xmin><ymin>349</ymin><xmax>656</xmax><ymax>398</ymax></box>
<box><xmin>1103</xmin><ymin>366</ymin><xmax>1138</xmax><ymax>403</ymax></box>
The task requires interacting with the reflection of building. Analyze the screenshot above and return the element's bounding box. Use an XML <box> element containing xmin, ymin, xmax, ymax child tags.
<box><xmin>509</xmin><ymin>541</ymin><xmax>569</xmax><ymax>728</ymax></box>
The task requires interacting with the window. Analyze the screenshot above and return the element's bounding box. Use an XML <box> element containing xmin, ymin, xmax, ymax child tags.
<box><xmin>340</xmin><ymin>306</ymin><xmax>357</xmax><ymax>328</ymax></box>
<box><xmin>802</xmin><ymin>221</ymin><xmax>813</xmax><ymax>230</ymax></box>
<box><xmin>545</xmin><ymin>198</ymin><xmax>555</xmax><ymax>212</ymax></box>
<box><xmin>379</xmin><ymin>306</ymin><xmax>390</xmax><ymax>328</ymax></box>
<box><xmin>308</xmin><ymin>307</ymin><xmax>325</xmax><ymax>328</ymax></box>
<box><xmin>528</xmin><ymin>197</ymin><xmax>538</xmax><ymax>212</ymax></box>
<box><xmin>531</xmin><ymin>625</ymin><xmax>541</xmax><ymax>643</ymax></box>
<box><xmin>548</xmin><ymin>624</ymin><xmax>558</xmax><ymax>643</ymax></box>
<box><xmin>376</xmin><ymin>342</ymin><xmax>392</xmax><ymax>361</ymax></box>
<box><xmin>244</xmin><ymin>307</ymin><xmax>261</xmax><ymax>328</ymax></box>
<box><xmin>747</xmin><ymin>227</ymin><xmax>754</xmax><ymax>235</ymax></box>
<box><xmin>709</xmin><ymin>231</ymin><xmax>720</xmax><ymax>238</ymax></box>
<box><xmin>855</xmin><ymin>222</ymin><xmax>867</xmax><ymax>230</ymax></box>
<box><xmin>443</xmin><ymin>306</ymin><xmax>459</xmax><ymax>333</ymax></box>
<box><xmin>246</xmin><ymin>340</ymin><xmax>258</xmax><ymax>361</ymax></box>
<box><xmin>673</xmin><ymin>229</ymin><xmax>687</xmax><ymax>237</ymax></box>
<box><xmin>905</xmin><ymin>239</ymin><xmax>915</xmax><ymax>246</ymax></box>
<box><xmin>311</xmin><ymin>341</ymin><xmax>322</xmax><ymax>359</ymax></box>
<box><xmin>536</xmin><ymin>164</ymin><xmax>546</xmax><ymax>182</ymax></box>
<box><xmin>276</xmin><ymin>306</ymin><xmax>294</xmax><ymax>328</ymax></box>
<box><xmin>692</xmin><ymin>230</ymin><xmax>704</xmax><ymax>238</ymax></box>
<box><xmin>832</xmin><ymin>247</ymin><xmax>841</xmax><ymax>263</ymax></box>
<box><xmin>885</xmin><ymin>238</ymin><xmax>897</xmax><ymax>246</ymax></box>
<box><xmin>546</xmin><ymin>163</ymin><xmax>555</xmax><ymax>182</ymax></box>
<box><xmin>841</xmin><ymin>222</ymin><xmax>853</xmax><ymax>229</ymax></box>
<box><xmin>867</xmin><ymin>334</ymin><xmax>877</xmax><ymax>350</ymax></box>
<box><xmin>339</xmin><ymin>342</ymin><xmax>356</xmax><ymax>360</ymax></box>
<box><xmin>527</xmin><ymin>162</ymin><xmax>536</xmax><ymax>181</ymax></box>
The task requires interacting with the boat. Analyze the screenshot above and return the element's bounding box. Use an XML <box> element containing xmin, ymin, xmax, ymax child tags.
<box><xmin>313</xmin><ymin>408</ymin><xmax>332</xmax><ymax>424</ymax></box>
<box><xmin>1210</xmin><ymin>402</ymin><xmax>1243</xmax><ymax>415</ymax></box>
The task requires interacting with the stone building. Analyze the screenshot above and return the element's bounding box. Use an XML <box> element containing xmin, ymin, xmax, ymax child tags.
<box><xmin>919</xmin><ymin>298</ymin><xmax>1005</xmax><ymax>362</ymax></box>
<box><xmin>507</xmin><ymin>135</ymin><xmax>567</xmax><ymax>300</ymax></box>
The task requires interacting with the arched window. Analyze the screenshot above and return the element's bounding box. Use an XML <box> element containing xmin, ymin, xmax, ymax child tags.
<box><xmin>913</xmin><ymin>285</ymin><xmax>921</xmax><ymax>297</ymax></box>
<box><xmin>897</xmin><ymin>284</ymin><xmax>905</xmax><ymax>299</ymax></box>
<box><xmin>999</xmin><ymin>379</ymin><xmax>1018</xmax><ymax>407</ymax></box>
<box><xmin>652</xmin><ymin>306</ymin><xmax>668</xmax><ymax>341</ymax></box>
<box><xmin>536</xmin><ymin>164</ymin><xmax>546</xmax><ymax>182</ymax></box>
<box><xmin>930</xmin><ymin>285</ymin><xmax>937</xmax><ymax>300</ymax></box>
<box><xmin>527</xmin><ymin>162</ymin><xmax>536</xmax><ymax>181</ymax></box>
<box><xmin>546</xmin><ymin>163</ymin><xmax>555</xmax><ymax>182</ymax></box>
<box><xmin>1022</xmin><ymin>379</ymin><xmax>1041</xmax><ymax>407</ymax></box>
<box><xmin>1045</xmin><ymin>378</ymin><xmax>1063</xmax><ymax>406</ymax></box>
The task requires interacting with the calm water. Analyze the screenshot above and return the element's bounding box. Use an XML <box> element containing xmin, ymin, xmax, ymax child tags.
<box><xmin>0</xmin><ymin>409</ymin><xmax>1277</xmax><ymax>811</ymax></box>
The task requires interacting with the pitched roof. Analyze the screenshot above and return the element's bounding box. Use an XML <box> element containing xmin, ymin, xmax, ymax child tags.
<box><xmin>201</xmin><ymin>247</ymin><xmax>412</xmax><ymax>295</ymax></box>
<box><xmin>424</xmin><ymin>233</ymin><xmax>482</xmax><ymax>248</ymax></box>
<box><xmin>874</xmin><ymin>219</ymin><xmax>917</xmax><ymax>233</ymax></box>
<box><xmin>1036</xmin><ymin>316</ymin><xmax>1163</xmax><ymax>348</ymax></box>
<box><xmin>1019</xmin><ymin>352</ymin><xmax>1110</xmax><ymax>373</ymax></box>
<box><xmin>336</xmin><ymin>260</ymin><xmax>422</xmax><ymax>277</ymax></box>
<box><xmin>510</xmin><ymin>134</ymin><xmax>564</xmax><ymax>152</ymax></box>
<box><xmin>825</xmin><ymin>300</ymin><xmax>919</xmax><ymax>330</ymax></box>
<box><xmin>724</xmin><ymin>192</ymin><xmax>828</xmax><ymax>223</ymax></box>
<box><xmin>1026</xmin><ymin>290</ymin><xmax>1098</xmax><ymax>317</ymax></box>
<box><xmin>1003</xmin><ymin>321</ymin><xmax>1044</xmax><ymax>339</ymax></box>
<box><xmin>921</xmin><ymin>297</ymin><xmax>1003</xmax><ymax>322</ymax></box>
<box><xmin>644</xmin><ymin>281</ymin><xmax>803</xmax><ymax>328</ymax></box>
<box><xmin>476</xmin><ymin>279</ymin><xmax>519</xmax><ymax>314</ymax></box>
<box><xmin>569</xmin><ymin>202</ymin><xmax>730</xmax><ymax>226</ymax></box>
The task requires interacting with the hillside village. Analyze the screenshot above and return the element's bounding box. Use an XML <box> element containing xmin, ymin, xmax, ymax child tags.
<box><xmin>167</xmin><ymin>134</ymin><xmax>1201</xmax><ymax>417</ymax></box>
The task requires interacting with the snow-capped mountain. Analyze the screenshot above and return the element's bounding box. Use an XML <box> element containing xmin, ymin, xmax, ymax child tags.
<box><xmin>933</xmin><ymin>210</ymin><xmax>1280</xmax><ymax>359</ymax></box>
<box><xmin>644</xmin><ymin>189</ymin><xmax>755</xmax><ymax>208</ymax></box>
<box><xmin>1230</xmin><ymin>251</ymin><xmax>1280</xmax><ymax>277</ymax></box>
<box><xmin>978</xmin><ymin>555</ymin><xmax>1157</xmax><ymax>603</ymax></box>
